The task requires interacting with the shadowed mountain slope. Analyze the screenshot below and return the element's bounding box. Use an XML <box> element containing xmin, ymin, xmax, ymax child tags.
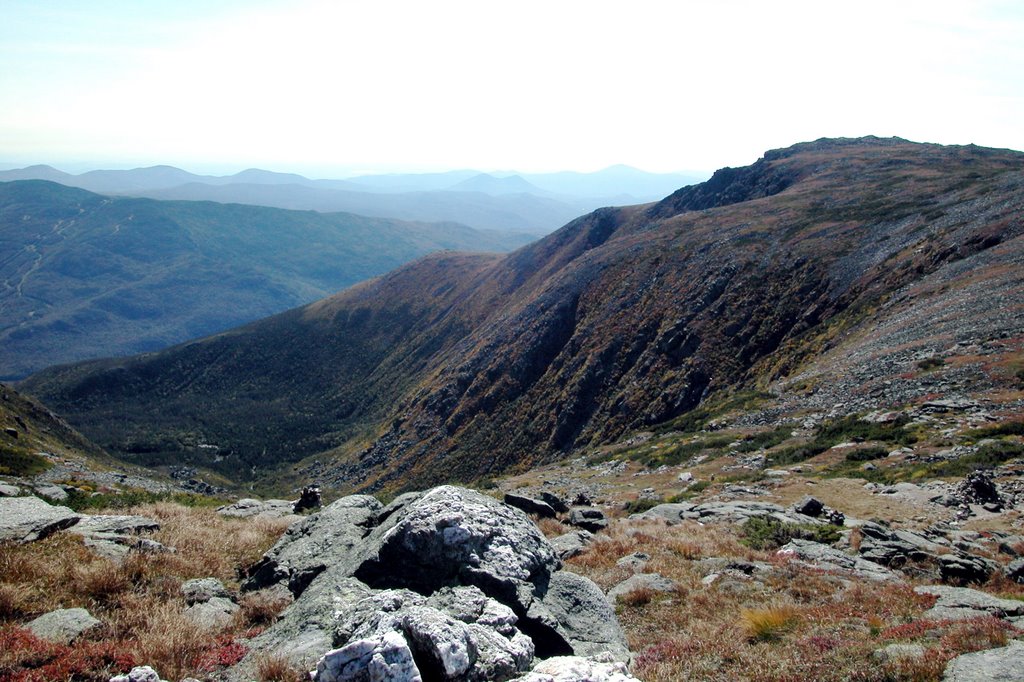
<box><xmin>0</xmin><ymin>181</ymin><xmax>533</xmax><ymax>378</ymax></box>
<box><xmin>21</xmin><ymin>138</ymin><xmax>1024</xmax><ymax>492</ymax></box>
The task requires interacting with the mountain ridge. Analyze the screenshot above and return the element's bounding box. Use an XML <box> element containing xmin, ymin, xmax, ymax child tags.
<box><xmin>19</xmin><ymin>137</ymin><xmax>1024</xmax><ymax>493</ymax></box>
<box><xmin>0</xmin><ymin>180</ymin><xmax>533</xmax><ymax>379</ymax></box>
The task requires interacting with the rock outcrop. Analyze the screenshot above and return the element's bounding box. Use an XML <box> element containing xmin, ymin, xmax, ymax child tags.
<box><xmin>943</xmin><ymin>640</ymin><xmax>1024</xmax><ymax>681</ymax></box>
<box><xmin>229</xmin><ymin>486</ymin><xmax>631</xmax><ymax>681</ymax></box>
<box><xmin>0</xmin><ymin>496</ymin><xmax>81</xmax><ymax>543</ymax></box>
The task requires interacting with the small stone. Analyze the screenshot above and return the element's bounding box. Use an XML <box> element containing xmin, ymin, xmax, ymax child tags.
<box><xmin>607</xmin><ymin>573</ymin><xmax>678</xmax><ymax>602</ymax></box>
<box><xmin>181</xmin><ymin>577</ymin><xmax>230</xmax><ymax>604</ymax></box>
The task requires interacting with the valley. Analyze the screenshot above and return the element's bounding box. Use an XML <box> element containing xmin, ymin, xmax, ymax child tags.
<box><xmin>2</xmin><ymin>136</ymin><xmax>1023</xmax><ymax>682</ymax></box>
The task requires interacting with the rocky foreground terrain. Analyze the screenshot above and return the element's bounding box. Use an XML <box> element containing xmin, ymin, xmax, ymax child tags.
<box><xmin>2</xmin><ymin>446</ymin><xmax>1024</xmax><ymax>681</ymax></box>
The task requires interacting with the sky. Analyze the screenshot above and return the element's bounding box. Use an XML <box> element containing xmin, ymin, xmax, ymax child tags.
<box><xmin>1</xmin><ymin>0</ymin><xmax>1022</xmax><ymax>177</ymax></box>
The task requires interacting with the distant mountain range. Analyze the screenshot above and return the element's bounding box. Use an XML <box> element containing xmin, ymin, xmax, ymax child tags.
<box><xmin>0</xmin><ymin>180</ymin><xmax>534</xmax><ymax>379</ymax></box>
<box><xmin>0</xmin><ymin>164</ymin><xmax>705</xmax><ymax>233</ymax></box>
<box><xmin>22</xmin><ymin>137</ymin><xmax>1024</xmax><ymax>493</ymax></box>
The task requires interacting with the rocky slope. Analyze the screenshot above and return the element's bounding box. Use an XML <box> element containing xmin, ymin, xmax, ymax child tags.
<box><xmin>21</xmin><ymin>137</ymin><xmax>1024</xmax><ymax>492</ymax></box>
<box><xmin>0</xmin><ymin>180</ymin><xmax>533</xmax><ymax>378</ymax></box>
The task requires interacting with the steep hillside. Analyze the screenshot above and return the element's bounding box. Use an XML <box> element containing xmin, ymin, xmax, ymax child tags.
<box><xmin>0</xmin><ymin>181</ymin><xmax>533</xmax><ymax>378</ymax></box>
<box><xmin>21</xmin><ymin>138</ymin><xmax>1024</xmax><ymax>492</ymax></box>
<box><xmin>0</xmin><ymin>382</ymin><xmax>108</xmax><ymax>477</ymax></box>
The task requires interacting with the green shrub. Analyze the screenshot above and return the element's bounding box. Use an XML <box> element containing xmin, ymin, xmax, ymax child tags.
<box><xmin>0</xmin><ymin>443</ymin><xmax>52</xmax><ymax>477</ymax></box>
<box><xmin>61</xmin><ymin>487</ymin><xmax>222</xmax><ymax>512</ymax></box>
<box><xmin>965</xmin><ymin>421</ymin><xmax>1024</xmax><ymax>439</ymax></box>
<box><xmin>735</xmin><ymin>426</ymin><xmax>793</xmax><ymax>453</ymax></box>
<box><xmin>623</xmin><ymin>497</ymin><xmax>664</xmax><ymax>514</ymax></box>
<box><xmin>844</xmin><ymin>446</ymin><xmax>889</xmax><ymax>462</ymax></box>
<box><xmin>740</xmin><ymin>516</ymin><xmax>842</xmax><ymax>550</ymax></box>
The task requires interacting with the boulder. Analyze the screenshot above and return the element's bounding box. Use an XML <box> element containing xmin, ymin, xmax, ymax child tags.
<box><xmin>26</xmin><ymin>607</ymin><xmax>101</xmax><ymax>644</ymax></box>
<box><xmin>516</xmin><ymin>656</ymin><xmax>641</xmax><ymax>682</ymax></box>
<box><xmin>229</xmin><ymin>486</ymin><xmax>632</xmax><ymax>681</ymax></box>
<box><xmin>32</xmin><ymin>483</ymin><xmax>69</xmax><ymax>502</ymax></box>
<box><xmin>184</xmin><ymin>596</ymin><xmax>239</xmax><ymax>631</ymax></box>
<box><xmin>242</xmin><ymin>494</ymin><xmax>382</xmax><ymax>596</ymax></box>
<box><xmin>938</xmin><ymin>553</ymin><xmax>998</xmax><ymax>585</ymax></box>
<box><xmin>181</xmin><ymin>577</ymin><xmax>230</xmax><ymax>604</ymax></box>
<box><xmin>217</xmin><ymin>498</ymin><xmax>297</xmax><ymax>518</ymax></box>
<box><xmin>1005</xmin><ymin>558</ymin><xmax>1024</xmax><ymax>583</ymax></box>
<box><xmin>943</xmin><ymin>640</ymin><xmax>1024</xmax><ymax>681</ymax></box>
<box><xmin>630</xmin><ymin>503</ymin><xmax>697</xmax><ymax>524</ymax></box>
<box><xmin>539</xmin><ymin>492</ymin><xmax>569</xmax><ymax>514</ymax></box>
<box><xmin>294</xmin><ymin>485</ymin><xmax>323</xmax><ymax>513</ymax></box>
<box><xmin>778</xmin><ymin>539</ymin><xmax>899</xmax><ymax>582</ymax></box>
<box><xmin>71</xmin><ymin>514</ymin><xmax>160</xmax><ymax>535</ymax></box>
<box><xmin>529</xmin><ymin>571</ymin><xmax>630</xmax><ymax>662</ymax></box>
<box><xmin>549</xmin><ymin>531</ymin><xmax>594</xmax><ymax>561</ymax></box>
<box><xmin>0</xmin><ymin>482</ymin><xmax>21</xmax><ymax>497</ymax></box>
<box><xmin>312</xmin><ymin>630</ymin><xmax>421</xmax><ymax>682</ymax></box>
<box><xmin>567</xmin><ymin>507</ymin><xmax>607</xmax><ymax>533</ymax></box>
<box><xmin>793</xmin><ymin>496</ymin><xmax>823</xmax><ymax>517</ymax></box>
<box><xmin>607</xmin><ymin>573</ymin><xmax>678</xmax><ymax>602</ymax></box>
<box><xmin>109</xmin><ymin>666</ymin><xmax>168</xmax><ymax>682</ymax></box>
<box><xmin>914</xmin><ymin>585</ymin><xmax>1024</xmax><ymax>621</ymax></box>
<box><xmin>614</xmin><ymin>552</ymin><xmax>650</xmax><ymax>572</ymax></box>
<box><xmin>504</xmin><ymin>493</ymin><xmax>557</xmax><ymax>519</ymax></box>
<box><xmin>0</xmin><ymin>496</ymin><xmax>80</xmax><ymax>543</ymax></box>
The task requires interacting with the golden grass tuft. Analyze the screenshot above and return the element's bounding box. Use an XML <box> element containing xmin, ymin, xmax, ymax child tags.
<box><xmin>739</xmin><ymin>605</ymin><xmax>801</xmax><ymax>642</ymax></box>
<box><xmin>535</xmin><ymin>517</ymin><xmax>570</xmax><ymax>538</ymax></box>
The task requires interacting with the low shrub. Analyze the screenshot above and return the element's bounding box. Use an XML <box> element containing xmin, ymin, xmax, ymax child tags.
<box><xmin>0</xmin><ymin>444</ymin><xmax>51</xmax><ymax>477</ymax></box>
<box><xmin>740</xmin><ymin>516</ymin><xmax>842</xmax><ymax>551</ymax></box>
<box><xmin>844</xmin><ymin>446</ymin><xmax>889</xmax><ymax>462</ymax></box>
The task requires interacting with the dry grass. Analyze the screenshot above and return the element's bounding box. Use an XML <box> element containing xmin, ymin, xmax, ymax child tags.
<box><xmin>535</xmin><ymin>517</ymin><xmax>570</xmax><ymax>538</ymax></box>
<box><xmin>0</xmin><ymin>502</ymin><xmax>292</xmax><ymax>680</ymax></box>
<box><xmin>254</xmin><ymin>652</ymin><xmax>309</xmax><ymax>682</ymax></box>
<box><xmin>565</xmin><ymin>517</ymin><xmax>1021</xmax><ymax>682</ymax></box>
<box><xmin>740</xmin><ymin>605</ymin><xmax>801</xmax><ymax>641</ymax></box>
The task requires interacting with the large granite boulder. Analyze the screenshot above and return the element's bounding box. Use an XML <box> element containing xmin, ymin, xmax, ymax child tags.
<box><xmin>0</xmin><ymin>496</ymin><xmax>80</xmax><ymax>543</ymax></box>
<box><xmin>229</xmin><ymin>486</ymin><xmax>631</xmax><ymax>681</ymax></box>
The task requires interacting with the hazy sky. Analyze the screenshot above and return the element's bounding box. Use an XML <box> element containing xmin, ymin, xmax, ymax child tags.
<box><xmin>1</xmin><ymin>0</ymin><xmax>1022</xmax><ymax>176</ymax></box>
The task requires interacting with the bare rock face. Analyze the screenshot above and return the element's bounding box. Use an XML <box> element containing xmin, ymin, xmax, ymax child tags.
<box><xmin>230</xmin><ymin>486</ymin><xmax>632</xmax><ymax>682</ymax></box>
<box><xmin>0</xmin><ymin>496</ymin><xmax>80</xmax><ymax>543</ymax></box>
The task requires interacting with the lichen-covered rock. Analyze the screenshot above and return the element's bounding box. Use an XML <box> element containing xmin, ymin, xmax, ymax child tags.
<box><xmin>515</xmin><ymin>656</ymin><xmax>641</xmax><ymax>681</ymax></box>
<box><xmin>242</xmin><ymin>494</ymin><xmax>381</xmax><ymax>596</ymax></box>
<box><xmin>352</xmin><ymin>487</ymin><xmax>557</xmax><ymax>615</ymax></box>
<box><xmin>181</xmin><ymin>577</ymin><xmax>230</xmax><ymax>604</ymax></box>
<box><xmin>184</xmin><ymin>596</ymin><xmax>239</xmax><ymax>631</ymax></box>
<box><xmin>313</xmin><ymin>631</ymin><xmax>421</xmax><ymax>682</ymax></box>
<box><xmin>230</xmin><ymin>486</ymin><xmax>632</xmax><ymax>682</ymax></box>
<box><xmin>915</xmin><ymin>584</ymin><xmax>1024</xmax><ymax>621</ymax></box>
<box><xmin>943</xmin><ymin>640</ymin><xmax>1024</xmax><ymax>681</ymax></box>
<box><xmin>778</xmin><ymin>539</ymin><xmax>900</xmax><ymax>582</ymax></box>
<box><xmin>607</xmin><ymin>573</ymin><xmax>678</xmax><ymax>602</ymax></box>
<box><xmin>217</xmin><ymin>498</ymin><xmax>297</xmax><ymax>519</ymax></box>
<box><xmin>504</xmin><ymin>493</ymin><xmax>557</xmax><ymax>519</ymax></box>
<box><xmin>530</xmin><ymin>572</ymin><xmax>630</xmax><ymax>662</ymax></box>
<box><xmin>0</xmin><ymin>496</ymin><xmax>80</xmax><ymax>543</ymax></box>
<box><xmin>26</xmin><ymin>607</ymin><xmax>101</xmax><ymax>644</ymax></box>
<box><xmin>567</xmin><ymin>507</ymin><xmax>607</xmax><ymax>532</ymax></box>
<box><xmin>109</xmin><ymin>665</ymin><xmax>169</xmax><ymax>682</ymax></box>
<box><xmin>549</xmin><ymin>531</ymin><xmax>594</xmax><ymax>560</ymax></box>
